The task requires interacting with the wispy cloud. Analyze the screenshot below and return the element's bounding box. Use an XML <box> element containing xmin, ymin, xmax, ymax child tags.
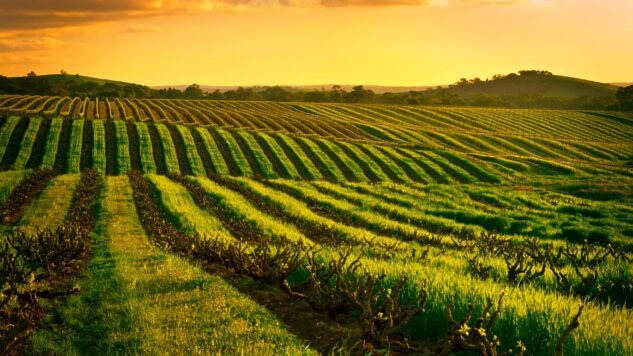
<box><xmin>0</xmin><ymin>0</ymin><xmax>432</xmax><ymax>32</ymax></box>
<box><xmin>320</xmin><ymin>0</ymin><xmax>427</xmax><ymax>7</ymax></box>
<box><xmin>0</xmin><ymin>0</ymin><xmax>554</xmax><ymax>32</ymax></box>
<box><xmin>126</xmin><ymin>24</ymin><xmax>176</xmax><ymax>33</ymax></box>
<box><xmin>0</xmin><ymin>33</ymin><xmax>81</xmax><ymax>52</ymax></box>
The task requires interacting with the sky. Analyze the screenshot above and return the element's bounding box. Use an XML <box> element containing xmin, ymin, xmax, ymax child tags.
<box><xmin>0</xmin><ymin>0</ymin><xmax>632</xmax><ymax>87</ymax></box>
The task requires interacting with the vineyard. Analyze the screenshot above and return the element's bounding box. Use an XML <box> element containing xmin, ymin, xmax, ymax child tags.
<box><xmin>0</xmin><ymin>95</ymin><xmax>632</xmax><ymax>355</ymax></box>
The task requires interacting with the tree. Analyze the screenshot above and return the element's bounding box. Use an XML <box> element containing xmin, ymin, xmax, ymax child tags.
<box><xmin>184</xmin><ymin>84</ymin><xmax>205</xmax><ymax>99</ymax></box>
<box><xmin>344</xmin><ymin>85</ymin><xmax>374</xmax><ymax>103</ymax></box>
<box><xmin>261</xmin><ymin>86</ymin><xmax>294</xmax><ymax>102</ymax></box>
<box><xmin>207</xmin><ymin>89</ymin><xmax>223</xmax><ymax>100</ymax></box>
<box><xmin>616</xmin><ymin>85</ymin><xmax>633</xmax><ymax>112</ymax></box>
<box><xmin>330</xmin><ymin>85</ymin><xmax>345</xmax><ymax>102</ymax></box>
<box><xmin>27</xmin><ymin>71</ymin><xmax>37</xmax><ymax>77</ymax></box>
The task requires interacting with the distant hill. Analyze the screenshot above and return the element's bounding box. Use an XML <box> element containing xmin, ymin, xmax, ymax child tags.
<box><xmin>36</xmin><ymin>74</ymin><xmax>131</xmax><ymax>86</ymax></box>
<box><xmin>438</xmin><ymin>71</ymin><xmax>618</xmax><ymax>99</ymax></box>
<box><xmin>151</xmin><ymin>84</ymin><xmax>437</xmax><ymax>94</ymax></box>
<box><xmin>0</xmin><ymin>73</ymin><xmax>153</xmax><ymax>97</ymax></box>
<box><xmin>611</xmin><ymin>82</ymin><xmax>633</xmax><ymax>87</ymax></box>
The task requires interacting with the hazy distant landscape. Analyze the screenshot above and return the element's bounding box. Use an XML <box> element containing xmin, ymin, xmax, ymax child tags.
<box><xmin>1</xmin><ymin>0</ymin><xmax>632</xmax><ymax>355</ymax></box>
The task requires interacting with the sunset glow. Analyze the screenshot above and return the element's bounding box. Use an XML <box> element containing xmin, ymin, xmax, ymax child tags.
<box><xmin>1</xmin><ymin>0</ymin><xmax>632</xmax><ymax>86</ymax></box>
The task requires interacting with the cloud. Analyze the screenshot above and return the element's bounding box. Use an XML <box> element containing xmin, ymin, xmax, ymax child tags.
<box><xmin>0</xmin><ymin>0</ymin><xmax>552</xmax><ymax>32</ymax></box>
<box><xmin>0</xmin><ymin>36</ymin><xmax>73</xmax><ymax>52</ymax></box>
<box><xmin>126</xmin><ymin>24</ymin><xmax>175</xmax><ymax>33</ymax></box>
<box><xmin>0</xmin><ymin>1</ymin><xmax>215</xmax><ymax>13</ymax></box>
<box><xmin>0</xmin><ymin>1</ymin><xmax>219</xmax><ymax>31</ymax></box>
<box><xmin>319</xmin><ymin>0</ymin><xmax>427</xmax><ymax>7</ymax></box>
<box><xmin>463</xmin><ymin>0</ymin><xmax>553</xmax><ymax>4</ymax></box>
<box><xmin>0</xmin><ymin>0</ymin><xmax>436</xmax><ymax>31</ymax></box>
<box><xmin>0</xmin><ymin>52</ymin><xmax>49</xmax><ymax>65</ymax></box>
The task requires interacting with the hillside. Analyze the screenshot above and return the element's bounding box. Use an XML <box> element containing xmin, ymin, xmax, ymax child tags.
<box><xmin>442</xmin><ymin>71</ymin><xmax>618</xmax><ymax>99</ymax></box>
<box><xmin>0</xmin><ymin>94</ymin><xmax>631</xmax><ymax>181</ymax></box>
<box><xmin>1</xmin><ymin>97</ymin><xmax>632</xmax><ymax>355</ymax></box>
<box><xmin>0</xmin><ymin>74</ymin><xmax>154</xmax><ymax>98</ymax></box>
<box><xmin>33</xmin><ymin>74</ymin><xmax>131</xmax><ymax>86</ymax></box>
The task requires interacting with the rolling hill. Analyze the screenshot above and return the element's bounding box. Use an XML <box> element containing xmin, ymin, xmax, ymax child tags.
<box><xmin>441</xmin><ymin>71</ymin><xmax>619</xmax><ymax>99</ymax></box>
<box><xmin>1</xmin><ymin>95</ymin><xmax>632</xmax><ymax>355</ymax></box>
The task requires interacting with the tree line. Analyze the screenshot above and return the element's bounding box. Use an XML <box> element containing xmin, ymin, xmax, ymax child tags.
<box><xmin>1</xmin><ymin>71</ymin><xmax>632</xmax><ymax>112</ymax></box>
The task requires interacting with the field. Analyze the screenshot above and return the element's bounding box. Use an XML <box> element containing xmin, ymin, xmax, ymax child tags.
<box><xmin>1</xmin><ymin>95</ymin><xmax>632</xmax><ymax>355</ymax></box>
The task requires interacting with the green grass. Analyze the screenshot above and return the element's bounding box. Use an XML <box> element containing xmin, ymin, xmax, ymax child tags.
<box><xmin>234</xmin><ymin>130</ymin><xmax>278</xmax><ymax>178</ymax></box>
<box><xmin>0</xmin><ymin>97</ymin><xmax>631</xmax><ymax>355</ymax></box>
<box><xmin>18</xmin><ymin>174</ymin><xmax>80</xmax><ymax>234</ymax></box>
<box><xmin>214</xmin><ymin>128</ymin><xmax>253</xmax><ymax>177</ymax></box>
<box><xmin>39</xmin><ymin>118</ymin><xmax>63</xmax><ymax>169</ymax></box>
<box><xmin>13</xmin><ymin>117</ymin><xmax>43</xmax><ymax>170</ymax></box>
<box><xmin>175</xmin><ymin>125</ymin><xmax>206</xmax><ymax>176</ymax></box>
<box><xmin>30</xmin><ymin>176</ymin><xmax>314</xmax><ymax>355</ymax></box>
<box><xmin>273</xmin><ymin>133</ymin><xmax>322</xmax><ymax>180</ymax></box>
<box><xmin>136</xmin><ymin>122</ymin><xmax>157</xmax><ymax>174</ymax></box>
<box><xmin>195</xmin><ymin>127</ymin><xmax>230</xmax><ymax>176</ymax></box>
<box><xmin>0</xmin><ymin>116</ymin><xmax>21</xmax><ymax>162</ymax></box>
<box><xmin>315</xmin><ymin>138</ymin><xmax>368</xmax><ymax>182</ymax></box>
<box><xmin>154</xmin><ymin>123</ymin><xmax>180</xmax><ymax>175</ymax></box>
<box><xmin>253</xmin><ymin>132</ymin><xmax>301</xmax><ymax>179</ymax></box>
<box><xmin>295</xmin><ymin>136</ymin><xmax>346</xmax><ymax>181</ymax></box>
<box><xmin>146</xmin><ymin>174</ymin><xmax>228</xmax><ymax>237</ymax></box>
<box><xmin>113</xmin><ymin>120</ymin><xmax>132</xmax><ymax>174</ymax></box>
<box><xmin>92</xmin><ymin>120</ymin><xmax>107</xmax><ymax>174</ymax></box>
<box><xmin>357</xmin><ymin>143</ymin><xmax>413</xmax><ymax>183</ymax></box>
<box><xmin>67</xmin><ymin>120</ymin><xmax>84</xmax><ymax>173</ymax></box>
<box><xmin>192</xmin><ymin>177</ymin><xmax>310</xmax><ymax>245</ymax></box>
<box><xmin>227</xmin><ymin>177</ymin><xmax>399</xmax><ymax>247</ymax></box>
<box><xmin>335</xmin><ymin>141</ymin><xmax>390</xmax><ymax>182</ymax></box>
<box><xmin>0</xmin><ymin>170</ymin><xmax>29</xmax><ymax>199</ymax></box>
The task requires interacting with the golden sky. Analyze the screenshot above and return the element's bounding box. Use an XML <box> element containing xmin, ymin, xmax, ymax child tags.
<box><xmin>0</xmin><ymin>0</ymin><xmax>632</xmax><ymax>86</ymax></box>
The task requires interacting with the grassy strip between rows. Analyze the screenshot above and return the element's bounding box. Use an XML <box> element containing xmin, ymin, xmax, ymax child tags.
<box><xmin>53</xmin><ymin>120</ymin><xmax>73</xmax><ymax>173</ymax></box>
<box><xmin>0</xmin><ymin>169</ymin><xmax>57</xmax><ymax>225</ymax></box>
<box><xmin>67</xmin><ymin>120</ymin><xmax>83</xmax><ymax>173</ymax></box>
<box><xmin>112</xmin><ymin>120</ymin><xmax>131</xmax><ymax>175</ymax></box>
<box><xmin>154</xmin><ymin>123</ymin><xmax>181</xmax><ymax>175</ymax></box>
<box><xmin>126</xmin><ymin>121</ymin><xmax>142</xmax><ymax>172</ymax></box>
<box><xmin>166</xmin><ymin>124</ymin><xmax>193</xmax><ymax>176</ymax></box>
<box><xmin>273</xmin><ymin>133</ymin><xmax>322</xmax><ymax>180</ymax></box>
<box><xmin>0</xmin><ymin>170</ymin><xmax>30</xmax><ymax>201</ymax></box>
<box><xmin>13</xmin><ymin>117</ymin><xmax>43</xmax><ymax>170</ymax></box>
<box><xmin>80</xmin><ymin>120</ymin><xmax>94</xmax><ymax>170</ymax></box>
<box><xmin>40</xmin><ymin>118</ymin><xmax>63</xmax><ymax>170</ymax></box>
<box><xmin>194</xmin><ymin>127</ymin><xmax>230</xmax><ymax>176</ymax></box>
<box><xmin>135</xmin><ymin>122</ymin><xmax>156</xmax><ymax>174</ymax></box>
<box><xmin>25</xmin><ymin>117</ymin><xmax>52</xmax><ymax>169</ymax></box>
<box><xmin>91</xmin><ymin>120</ymin><xmax>106</xmax><ymax>174</ymax></box>
<box><xmin>253</xmin><ymin>132</ymin><xmax>300</xmax><ymax>179</ymax></box>
<box><xmin>0</xmin><ymin>117</ymin><xmax>21</xmax><ymax>164</ymax></box>
<box><xmin>18</xmin><ymin>174</ymin><xmax>81</xmax><ymax>234</ymax></box>
<box><xmin>175</xmin><ymin>125</ymin><xmax>206</xmax><ymax>176</ymax></box>
<box><xmin>214</xmin><ymin>128</ymin><xmax>253</xmax><ymax>177</ymax></box>
<box><xmin>294</xmin><ymin>136</ymin><xmax>344</xmax><ymax>181</ymax></box>
<box><xmin>0</xmin><ymin>116</ymin><xmax>30</xmax><ymax>169</ymax></box>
